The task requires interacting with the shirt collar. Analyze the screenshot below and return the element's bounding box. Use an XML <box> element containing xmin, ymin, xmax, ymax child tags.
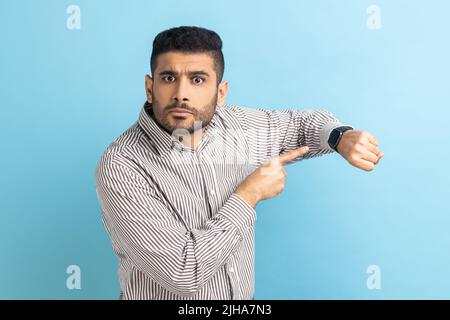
<box><xmin>138</xmin><ymin>101</ymin><xmax>221</xmax><ymax>156</ymax></box>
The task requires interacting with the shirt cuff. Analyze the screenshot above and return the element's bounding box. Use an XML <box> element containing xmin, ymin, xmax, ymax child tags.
<box><xmin>219</xmin><ymin>193</ymin><xmax>257</xmax><ymax>240</ymax></box>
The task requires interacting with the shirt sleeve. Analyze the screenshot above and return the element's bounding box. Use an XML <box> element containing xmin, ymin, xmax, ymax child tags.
<box><xmin>227</xmin><ymin>105</ymin><xmax>347</xmax><ymax>165</ymax></box>
<box><xmin>95</xmin><ymin>159</ymin><xmax>256</xmax><ymax>298</ymax></box>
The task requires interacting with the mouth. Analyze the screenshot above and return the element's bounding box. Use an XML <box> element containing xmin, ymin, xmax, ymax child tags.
<box><xmin>168</xmin><ymin>108</ymin><xmax>193</xmax><ymax>117</ymax></box>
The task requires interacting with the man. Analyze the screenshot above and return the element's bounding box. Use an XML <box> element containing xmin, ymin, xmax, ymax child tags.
<box><xmin>95</xmin><ymin>26</ymin><xmax>384</xmax><ymax>300</ymax></box>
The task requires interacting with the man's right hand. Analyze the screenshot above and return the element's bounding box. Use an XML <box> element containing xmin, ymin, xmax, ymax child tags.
<box><xmin>234</xmin><ymin>146</ymin><xmax>310</xmax><ymax>208</ymax></box>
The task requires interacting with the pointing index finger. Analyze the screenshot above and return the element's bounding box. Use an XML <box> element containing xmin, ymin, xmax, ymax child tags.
<box><xmin>279</xmin><ymin>146</ymin><xmax>309</xmax><ymax>165</ymax></box>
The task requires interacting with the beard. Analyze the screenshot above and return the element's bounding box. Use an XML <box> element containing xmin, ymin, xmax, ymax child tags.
<box><xmin>151</xmin><ymin>91</ymin><xmax>218</xmax><ymax>135</ymax></box>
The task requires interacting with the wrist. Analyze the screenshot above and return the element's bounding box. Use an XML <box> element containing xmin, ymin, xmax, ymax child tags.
<box><xmin>328</xmin><ymin>125</ymin><xmax>353</xmax><ymax>152</ymax></box>
<box><xmin>235</xmin><ymin>186</ymin><xmax>259</xmax><ymax>209</ymax></box>
<box><xmin>336</xmin><ymin>129</ymin><xmax>352</xmax><ymax>154</ymax></box>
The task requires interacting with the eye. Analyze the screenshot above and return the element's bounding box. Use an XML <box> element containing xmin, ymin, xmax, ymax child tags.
<box><xmin>192</xmin><ymin>76</ymin><xmax>205</xmax><ymax>85</ymax></box>
<box><xmin>162</xmin><ymin>75</ymin><xmax>175</xmax><ymax>82</ymax></box>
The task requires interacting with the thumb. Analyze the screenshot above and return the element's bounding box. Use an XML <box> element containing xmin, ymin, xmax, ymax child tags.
<box><xmin>278</xmin><ymin>146</ymin><xmax>309</xmax><ymax>165</ymax></box>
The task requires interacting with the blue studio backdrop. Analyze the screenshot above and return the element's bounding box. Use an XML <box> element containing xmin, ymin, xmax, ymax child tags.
<box><xmin>1</xmin><ymin>0</ymin><xmax>449</xmax><ymax>299</ymax></box>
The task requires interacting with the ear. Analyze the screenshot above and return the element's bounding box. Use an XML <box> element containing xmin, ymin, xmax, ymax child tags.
<box><xmin>216</xmin><ymin>80</ymin><xmax>228</xmax><ymax>107</ymax></box>
<box><xmin>145</xmin><ymin>75</ymin><xmax>153</xmax><ymax>103</ymax></box>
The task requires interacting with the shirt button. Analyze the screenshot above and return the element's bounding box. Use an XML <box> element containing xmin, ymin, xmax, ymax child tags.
<box><xmin>229</xmin><ymin>266</ymin><xmax>234</xmax><ymax>272</ymax></box>
<box><xmin>210</xmin><ymin>189</ymin><xmax>215</xmax><ymax>196</ymax></box>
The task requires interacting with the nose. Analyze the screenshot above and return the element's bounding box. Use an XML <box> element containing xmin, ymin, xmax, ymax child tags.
<box><xmin>172</xmin><ymin>78</ymin><xmax>190</xmax><ymax>104</ymax></box>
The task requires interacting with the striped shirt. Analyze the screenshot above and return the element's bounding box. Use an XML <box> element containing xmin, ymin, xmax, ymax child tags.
<box><xmin>95</xmin><ymin>101</ymin><xmax>344</xmax><ymax>300</ymax></box>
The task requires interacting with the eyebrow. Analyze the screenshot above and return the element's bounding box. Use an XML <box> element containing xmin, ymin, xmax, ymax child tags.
<box><xmin>158</xmin><ymin>70</ymin><xmax>210</xmax><ymax>77</ymax></box>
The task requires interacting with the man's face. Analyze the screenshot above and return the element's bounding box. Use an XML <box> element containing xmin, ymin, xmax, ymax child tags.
<box><xmin>145</xmin><ymin>52</ymin><xmax>226</xmax><ymax>134</ymax></box>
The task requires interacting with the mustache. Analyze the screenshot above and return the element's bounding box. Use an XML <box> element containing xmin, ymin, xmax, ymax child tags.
<box><xmin>166</xmin><ymin>102</ymin><xmax>195</xmax><ymax>114</ymax></box>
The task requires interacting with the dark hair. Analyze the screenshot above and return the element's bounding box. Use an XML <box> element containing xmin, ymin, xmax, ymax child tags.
<box><xmin>150</xmin><ymin>26</ymin><xmax>225</xmax><ymax>84</ymax></box>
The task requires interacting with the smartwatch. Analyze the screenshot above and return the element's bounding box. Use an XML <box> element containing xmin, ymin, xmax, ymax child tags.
<box><xmin>328</xmin><ymin>125</ymin><xmax>354</xmax><ymax>152</ymax></box>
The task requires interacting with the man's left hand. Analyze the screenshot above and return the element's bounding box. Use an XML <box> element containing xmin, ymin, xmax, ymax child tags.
<box><xmin>336</xmin><ymin>130</ymin><xmax>384</xmax><ymax>172</ymax></box>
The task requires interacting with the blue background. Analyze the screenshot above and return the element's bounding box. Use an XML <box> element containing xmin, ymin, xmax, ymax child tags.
<box><xmin>1</xmin><ymin>0</ymin><xmax>449</xmax><ymax>299</ymax></box>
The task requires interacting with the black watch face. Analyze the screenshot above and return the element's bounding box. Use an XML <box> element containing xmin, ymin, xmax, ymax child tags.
<box><xmin>329</xmin><ymin>129</ymin><xmax>341</xmax><ymax>148</ymax></box>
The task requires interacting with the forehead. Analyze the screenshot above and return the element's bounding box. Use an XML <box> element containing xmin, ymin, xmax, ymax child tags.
<box><xmin>154</xmin><ymin>52</ymin><xmax>215</xmax><ymax>73</ymax></box>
